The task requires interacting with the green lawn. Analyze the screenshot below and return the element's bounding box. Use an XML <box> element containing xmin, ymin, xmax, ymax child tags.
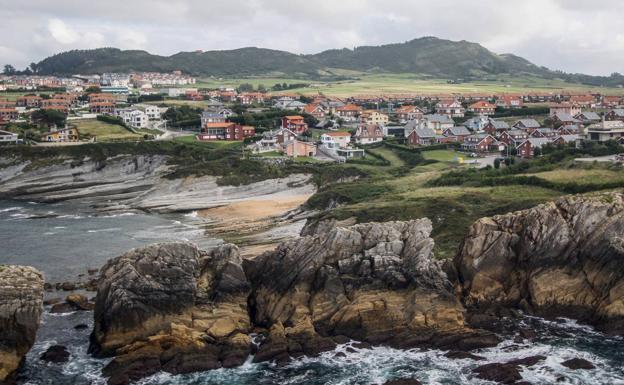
<box><xmin>422</xmin><ymin>150</ymin><xmax>464</xmax><ymax>162</ymax></box>
<box><xmin>188</xmin><ymin>73</ymin><xmax>624</xmax><ymax>98</ymax></box>
<box><xmin>71</xmin><ymin>119</ymin><xmax>141</xmax><ymax>141</ymax></box>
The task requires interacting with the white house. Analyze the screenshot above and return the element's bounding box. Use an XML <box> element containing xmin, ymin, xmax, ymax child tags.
<box><xmin>0</xmin><ymin>130</ymin><xmax>18</xmax><ymax>143</ymax></box>
<box><xmin>320</xmin><ymin>132</ymin><xmax>351</xmax><ymax>149</ymax></box>
<box><xmin>144</xmin><ymin>105</ymin><xmax>162</xmax><ymax>119</ymax></box>
<box><xmin>116</xmin><ymin>108</ymin><xmax>149</xmax><ymax>128</ymax></box>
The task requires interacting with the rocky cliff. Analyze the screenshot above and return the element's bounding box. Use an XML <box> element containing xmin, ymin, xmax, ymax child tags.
<box><xmin>244</xmin><ymin>219</ymin><xmax>498</xmax><ymax>363</ymax></box>
<box><xmin>455</xmin><ymin>192</ymin><xmax>624</xmax><ymax>335</ymax></box>
<box><xmin>0</xmin><ymin>265</ymin><xmax>44</xmax><ymax>383</ymax></box>
<box><xmin>90</xmin><ymin>243</ymin><xmax>252</xmax><ymax>385</ymax></box>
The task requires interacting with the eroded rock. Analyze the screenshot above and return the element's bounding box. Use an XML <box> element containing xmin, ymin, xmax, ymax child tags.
<box><xmin>0</xmin><ymin>265</ymin><xmax>44</xmax><ymax>382</ymax></box>
<box><xmin>245</xmin><ymin>219</ymin><xmax>499</xmax><ymax>362</ymax></box>
<box><xmin>455</xmin><ymin>193</ymin><xmax>624</xmax><ymax>335</ymax></box>
<box><xmin>90</xmin><ymin>242</ymin><xmax>251</xmax><ymax>385</ymax></box>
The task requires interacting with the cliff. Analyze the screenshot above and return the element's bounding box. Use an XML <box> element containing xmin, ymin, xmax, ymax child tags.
<box><xmin>0</xmin><ymin>265</ymin><xmax>44</xmax><ymax>383</ymax></box>
<box><xmin>455</xmin><ymin>192</ymin><xmax>624</xmax><ymax>335</ymax></box>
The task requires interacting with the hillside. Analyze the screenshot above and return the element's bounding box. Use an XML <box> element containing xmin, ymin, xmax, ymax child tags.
<box><xmin>31</xmin><ymin>37</ymin><xmax>624</xmax><ymax>86</ymax></box>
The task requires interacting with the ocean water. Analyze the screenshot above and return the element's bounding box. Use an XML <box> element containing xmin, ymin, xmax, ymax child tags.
<box><xmin>2</xmin><ymin>200</ymin><xmax>624</xmax><ymax>385</ymax></box>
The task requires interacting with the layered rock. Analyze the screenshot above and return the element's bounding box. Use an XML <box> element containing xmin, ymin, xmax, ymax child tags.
<box><xmin>90</xmin><ymin>243</ymin><xmax>251</xmax><ymax>385</ymax></box>
<box><xmin>455</xmin><ymin>192</ymin><xmax>624</xmax><ymax>334</ymax></box>
<box><xmin>244</xmin><ymin>219</ymin><xmax>498</xmax><ymax>363</ymax></box>
<box><xmin>0</xmin><ymin>265</ymin><xmax>44</xmax><ymax>383</ymax></box>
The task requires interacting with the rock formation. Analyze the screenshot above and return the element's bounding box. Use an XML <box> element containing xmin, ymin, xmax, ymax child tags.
<box><xmin>0</xmin><ymin>265</ymin><xmax>44</xmax><ymax>383</ymax></box>
<box><xmin>244</xmin><ymin>219</ymin><xmax>499</xmax><ymax>363</ymax></box>
<box><xmin>455</xmin><ymin>192</ymin><xmax>624</xmax><ymax>335</ymax></box>
<box><xmin>90</xmin><ymin>243</ymin><xmax>251</xmax><ymax>385</ymax></box>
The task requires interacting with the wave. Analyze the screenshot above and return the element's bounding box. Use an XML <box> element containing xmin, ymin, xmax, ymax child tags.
<box><xmin>0</xmin><ymin>206</ymin><xmax>22</xmax><ymax>213</ymax></box>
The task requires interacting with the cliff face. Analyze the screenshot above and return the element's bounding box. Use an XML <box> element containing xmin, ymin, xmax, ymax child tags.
<box><xmin>244</xmin><ymin>219</ymin><xmax>498</xmax><ymax>363</ymax></box>
<box><xmin>455</xmin><ymin>192</ymin><xmax>624</xmax><ymax>335</ymax></box>
<box><xmin>90</xmin><ymin>243</ymin><xmax>252</xmax><ymax>385</ymax></box>
<box><xmin>0</xmin><ymin>265</ymin><xmax>44</xmax><ymax>383</ymax></box>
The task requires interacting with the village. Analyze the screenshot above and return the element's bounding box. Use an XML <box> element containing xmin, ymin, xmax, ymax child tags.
<box><xmin>1</xmin><ymin>71</ymin><xmax>624</xmax><ymax>166</ymax></box>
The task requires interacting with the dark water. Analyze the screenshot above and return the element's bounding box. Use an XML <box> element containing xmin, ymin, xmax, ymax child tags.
<box><xmin>2</xmin><ymin>200</ymin><xmax>624</xmax><ymax>385</ymax></box>
<box><xmin>0</xmin><ymin>200</ymin><xmax>219</xmax><ymax>282</ymax></box>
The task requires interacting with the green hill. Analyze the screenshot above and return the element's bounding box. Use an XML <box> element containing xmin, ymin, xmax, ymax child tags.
<box><xmin>31</xmin><ymin>37</ymin><xmax>624</xmax><ymax>86</ymax></box>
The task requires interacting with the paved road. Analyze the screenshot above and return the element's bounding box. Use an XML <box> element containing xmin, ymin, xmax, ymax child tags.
<box><xmin>575</xmin><ymin>155</ymin><xmax>619</xmax><ymax>163</ymax></box>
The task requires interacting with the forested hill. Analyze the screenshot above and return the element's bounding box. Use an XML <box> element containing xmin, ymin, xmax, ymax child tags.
<box><xmin>30</xmin><ymin>37</ymin><xmax>624</xmax><ymax>86</ymax></box>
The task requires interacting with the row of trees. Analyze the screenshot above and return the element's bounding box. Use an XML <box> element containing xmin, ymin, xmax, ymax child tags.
<box><xmin>3</xmin><ymin>62</ymin><xmax>43</xmax><ymax>76</ymax></box>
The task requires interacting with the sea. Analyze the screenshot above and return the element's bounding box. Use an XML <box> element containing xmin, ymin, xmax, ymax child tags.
<box><xmin>1</xmin><ymin>199</ymin><xmax>623</xmax><ymax>385</ymax></box>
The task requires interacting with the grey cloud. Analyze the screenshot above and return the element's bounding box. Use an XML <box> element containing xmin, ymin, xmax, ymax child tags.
<box><xmin>0</xmin><ymin>0</ymin><xmax>621</xmax><ymax>75</ymax></box>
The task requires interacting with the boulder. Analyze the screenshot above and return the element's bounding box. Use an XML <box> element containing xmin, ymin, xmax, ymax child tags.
<box><xmin>472</xmin><ymin>363</ymin><xmax>522</xmax><ymax>384</ymax></box>
<box><xmin>245</xmin><ymin>219</ymin><xmax>499</xmax><ymax>363</ymax></box>
<box><xmin>40</xmin><ymin>345</ymin><xmax>70</xmax><ymax>363</ymax></box>
<box><xmin>0</xmin><ymin>265</ymin><xmax>44</xmax><ymax>382</ymax></box>
<box><xmin>561</xmin><ymin>358</ymin><xmax>595</xmax><ymax>370</ymax></box>
<box><xmin>90</xmin><ymin>242</ymin><xmax>252</xmax><ymax>385</ymax></box>
<box><xmin>66</xmin><ymin>294</ymin><xmax>94</xmax><ymax>310</ymax></box>
<box><xmin>383</xmin><ymin>379</ymin><xmax>422</xmax><ymax>385</ymax></box>
<box><xmin>455</xmin><ymin>193</ymin><xmax>624</xmax><ymax>335</ymax></box>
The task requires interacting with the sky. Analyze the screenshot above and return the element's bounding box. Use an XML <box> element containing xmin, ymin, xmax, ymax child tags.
<box><xmin>1</xmin><ymin>0</ymin><xmax>623</xmax><ymax>76</ymax></box>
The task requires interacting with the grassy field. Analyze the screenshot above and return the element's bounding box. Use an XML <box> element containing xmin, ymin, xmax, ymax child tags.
<box><xmin>305</xmin><ymin>142</ymin><xmax>624</xmax><ymax>259</ymax></box>
<box><xmin>71</xmin><ymin>119</ymin><xmax>142</xmax><ymax>142</ymax></box>
<box><xmin>193</xmin><ymin>73</ymin><xmax>624</xmax><ymax>97</ymax></box>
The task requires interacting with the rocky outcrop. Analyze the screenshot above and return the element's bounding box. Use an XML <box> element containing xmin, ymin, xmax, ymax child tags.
<box><xmin>455</xmin><ymin>192</ymin><xmax>624</xmax><ymax>335</ymax></box>
<box><xmin>0</xmin><ymin>265</ymin><xmax>44</xmax><ymax>383</ymax></box>
<box><xmin>244</xmin><ymin>219</ymin><xmax>499</xmax><ymax>363</ymax></box>
<box><xmin>90</xmin><ymin>243</ymin><xmax>251</xmax><ymax>385</ymax></box>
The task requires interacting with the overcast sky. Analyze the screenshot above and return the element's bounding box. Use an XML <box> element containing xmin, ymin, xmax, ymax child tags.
<box><xmin>1</xmin><ymin>0</ymin><xmax>623</xmax><ymax>76</ymax></box>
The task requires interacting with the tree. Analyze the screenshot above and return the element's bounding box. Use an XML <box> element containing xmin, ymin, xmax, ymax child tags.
<box><xmin>237</xmin><ymin>83</ymin><xmax>253</xmax><ymax>92</ymax></box>
<box><xmin>85</xmin><ymin>86</ymin><xmax>102</xmax><ymax>94</ymax></box>
<box><xmin>31</xmin><ymin>109</ymin><xmax>66</xmax><ymax>127</ymax></box>
<box><xmin>29</xmin><ymin>62</ymin><xmax>38</xmax><ymax>74</ymax></box>
<box><xmin>3</xmin><ymin>64</ymin><xmax>16</xmax><ymax>75</ymax></box>
<box><xmin>533</xmin><ymin>147</ymin><xmax>542</xmax><ymax>157</ymax></box>
<box><xmin>257</xmin><ymin>84</ymin><xmax>267</xmax><ymax>92</ymax></box>
<box><xmin>494</xmin><ymin>158</ymin><xmax>501</xmax><ymax>169</ymax></box>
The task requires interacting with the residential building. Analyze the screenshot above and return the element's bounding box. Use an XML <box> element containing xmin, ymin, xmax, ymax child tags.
<box><xmin>336</xmin><ymin>104</ymin><xmax>363</xmax><ymax>121</ymax></box>
<box><xmin>549</xmin><ymin>103</ymin><xmax>581</xmax><ymax>117</ymax></box>
<box><xmin>462</xmin><ymin>134</ymin><xmax>502</xmax><ymax>153</ymax></box>
<box><xmin>552</xmin><ymin>134</ymin><xmax>579</xmax><ymax>146</ymax></box>
<box><xmin>145</xmin><ymin>105</ymin><xmax>162</xmax><ymax>119</ymax></box>
<box><xmin>42</xmin><ymin>127</ymin><xmax>79</xmax><ymax>142</ymax></box>
<box><xmin>585</xmin><ymin>120</ymin><xmax>624</xmax><ymax>142</ymax></box>
<box><xmin>497</xmin><ymin>95</ymin><xmax>523</xmax><ymax>109</ymax></box>
<box><xmin>531</xmin><ymin>128</ymin><xmax>558</xmax><ymax>138</ymax></box>
<box><xmin>281</xmin><ymin>115</ymin><xmax>308</xmax><ymax>134</ymax></box>
<box><xmin>0</xmin><ymin>100</ymin><xmax>16</xmax><ymax>109</ymax></box>
<box><xmin>512</xmin><ymin>119</ymin><xmax>540</xmax><ymax>131</ymax></box>
<box><xmin>394</xmin><ymin>105</ymin><xmax>424</xmax><ymax>122</ymax></box>
<box><xmin>467</xmin><ymin>101</ymin><xmax>496</xmax><ymax>115</ymax></box>
<box><xmin>517</xmin><ymin>138</ymin><xmax>552</xmax><ymax>158</ymax></box>
<box><xmin>464</xmin><ymin>116</ymin><xmax>490</xmax><ymax>132</ymax></box>
<box><xmin>552</xmin><ymin>112</ymin><xmax>581</xmax><ymax>127</ymax></box>
<box><xmin>442</xmin><ymin>126</ymin><xmax>471</xmax><ymax>142</ymax></box>
<box><xmin>407</xmin><ymin>127</ymin><xmax>437</xmax><ymax>146</ymax></box>
<box><xmin>303</xmin><ymin>103</ymin><xmax>327</xmax><ymax>119</ymax></box>
<box><xmin>201</xmin><ymin>111</ymin><xmax>226</xmax><ymax>126</ymax></box>
<box><xmin>569</xmin><ymin>95</ymin><xmax>596</xmax><ymax>108</ymax></box>
<box><xmin>116</xmin><ymin>109</ymin><xmax>149</xmax><ymax>128</ymax></box>
<box><xmin>422</xmin><ymin>114</ymin><xmax>454</xmax><ymax>132</ymax></box>
<box><xmin>354</xmin><ymin>124</ymin><xmax>384</xmax><ymax>144</ymax></box>
<box><xmin>361</xmin><ymin>110</ymin><xmax>389</xmax><ymax>125</ymax></box>
<box><xmin>274</xmin><ymin>97</ymin><xmax>306</xmax><ymax>110</ymax></box>
<box><xmin>605</xmin><ymin>109</ymin><xmax>624</xmax><ymax>121</ymax></box>
<box><xmin>574</xmin><ymin>111</ymin><xmax>601</xmax><ymax>124</ymax></box>
<box><xmin>483</xmin><ymin>119</ymin><xmax>510</xmax><ymax>136</ymax></box>
<box><xmin>197</xmin><ymin>122</ymin><xmax>255</xmax><ymax>141</ymax></box>
<box><xmin>602</xmin><ymin>96</ymin><xmax>622</xmax><ymax>108</ymax></box>
<box><xmin>16</xmin><ymin>95</ymin><xmax>42</xmax><ymax>108</ymax></box>
<box><xmin>0</xmin><ymin>130</ymin><xmax>18</xmax><ymax>144</ymax></box>
<box><xmin>320</xmin><ymin>132</ymin><xmax>351</xmax><ymax>149</ymax></box>
<box><xmin>0</xmin><ymin>109</ymin><xmax>18</xmax><ymax>121</ymax></box>
<box><xmin>498</xmin><ymin>129</ymin><xmax>529</xmax><ymax>147</ymax></box>
<box><xmin>90</xmin><ymin>102</ymin><xmax>115</xmax><ymax>114</ymax></box>
<box><xmin>435</xmin><ymin>99</ymin><xmax>465</xmax><ymax>117</ymax></box>
<box><xmin>285</xmin><ymin>140</ymin><xmax>317</xmax><ymax>157</ymax></box>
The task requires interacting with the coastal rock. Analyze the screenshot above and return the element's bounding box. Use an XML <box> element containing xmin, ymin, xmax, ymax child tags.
<box><xmin>40</xmin><ymin>345</ymin><xmax>70</xmax><ymax>363</ymax></box>
<box><xmin>90</xmin><ymin>242</ymin><xmax>251</xmax><ymax>385</ymax></box>
<box><xmin>561</xmin><ymin>357</ymin><xmax>595</xmax><ymax>370</ymax></box>
<box><xmin>0</xmin><ymin>265</ymin><xmax>44</xmax><ymax>383</ymax></box>
<box><xmin>245</xmin><ymin>219</ymin><xmax>499</xmax><ymax>363</ymax></box>
<box><xmin>383</xmin><ymin>379</ymin><xmax>423</xmax><ymax>385</ymax></box>
<box><xmin>455</xmin><ymin>193</ymin><xmax>624</xmax><ymax>334</ymax></box>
